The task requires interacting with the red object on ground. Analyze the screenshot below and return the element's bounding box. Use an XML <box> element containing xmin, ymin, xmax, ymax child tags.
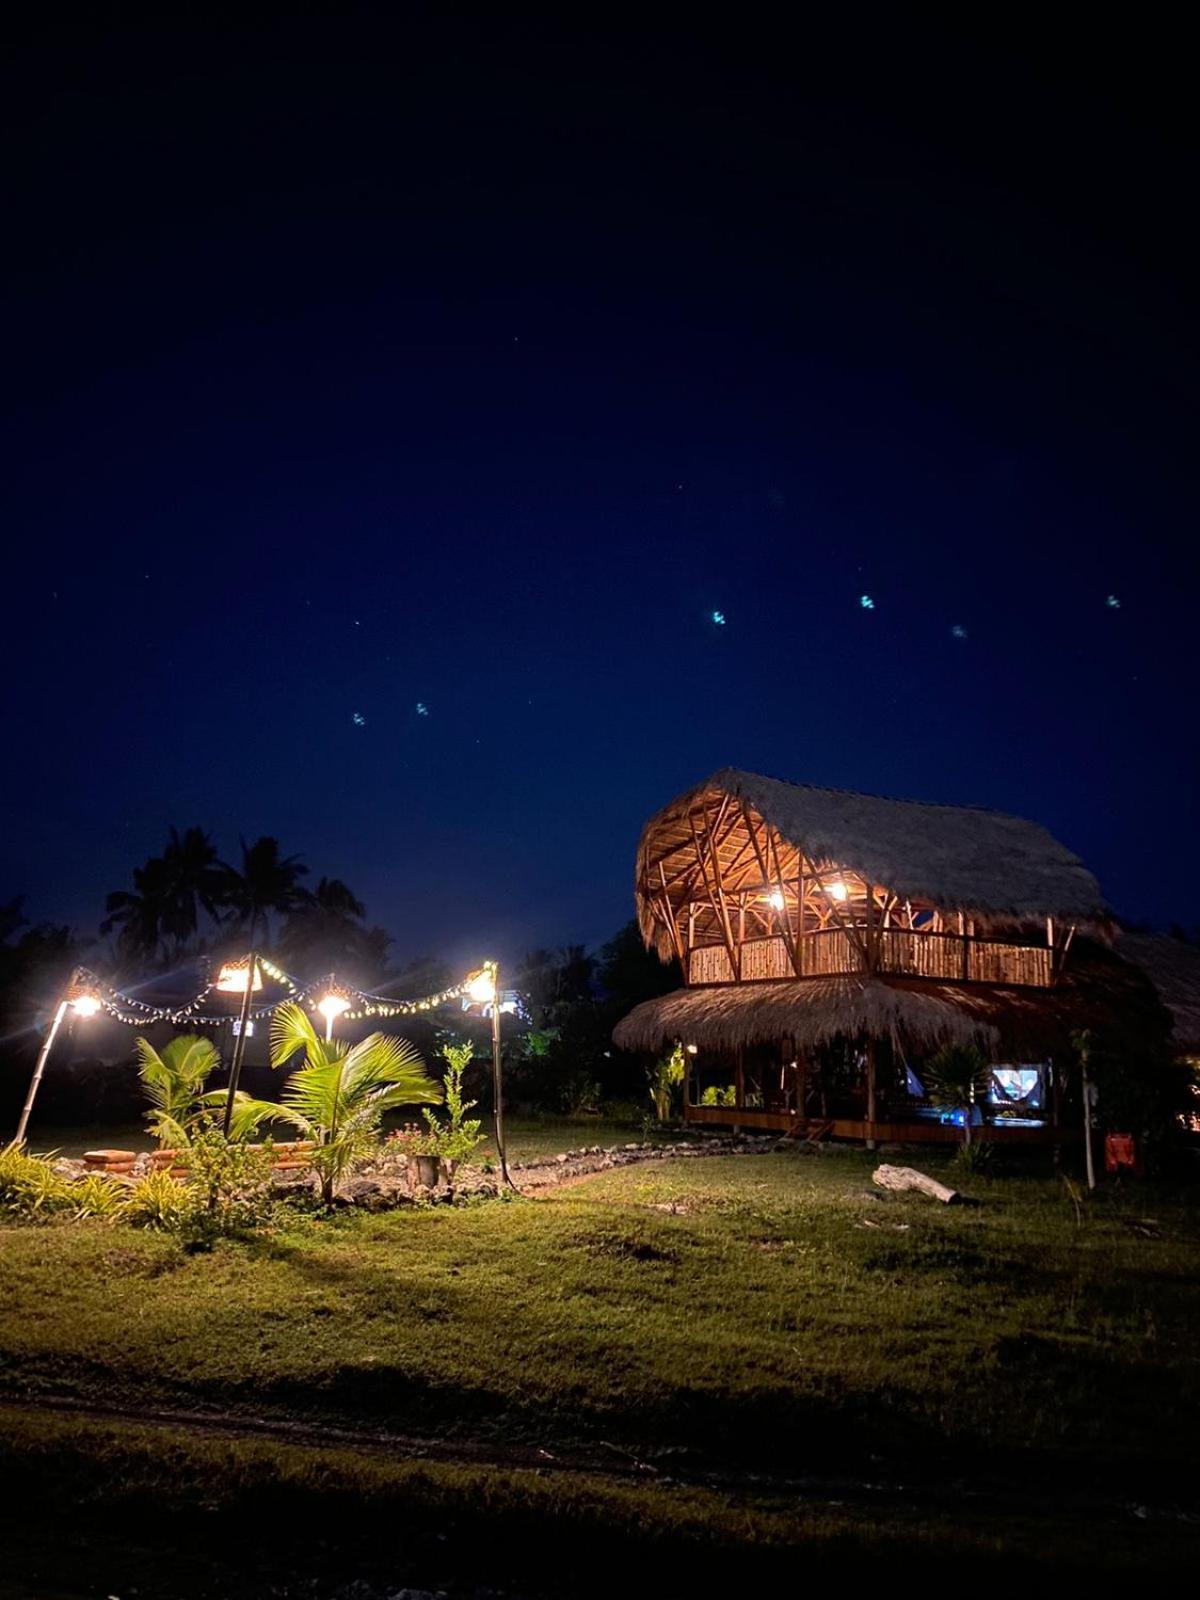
<box><xmin>1104</xmin><ymin>1133</ymin><xmax>1142</xmax><ymax>1176</ymax></box>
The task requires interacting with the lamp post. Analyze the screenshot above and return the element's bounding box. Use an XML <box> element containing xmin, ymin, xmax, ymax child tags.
<box><xmin>317</xmin><ymin>990</ymin><xmax>351</xmax><ymax>1042</ymax></box>
<box><xmin>217</xmin><ymin>954</ymin><xmax>260</xmax><ymax>1137</ymax></box>
<box><xmin>15</xmin><ymin>970</ymin><xmax>101</xmax><ymax>1145</ymax></box>
<box><xmin>466</xmin><ymin>961</ymin><xmax>511</xmax><ymax>1188</ymax></box>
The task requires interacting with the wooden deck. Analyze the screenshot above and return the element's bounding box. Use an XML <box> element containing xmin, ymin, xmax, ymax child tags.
<box><xmin>684</xmin><ymin>1103</ymin><xmax>1067</xmax><ymax>1145</ymax></box>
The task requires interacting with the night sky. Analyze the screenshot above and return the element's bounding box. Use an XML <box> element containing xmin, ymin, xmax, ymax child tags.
<box><xmin>2</xmin><ymin>12</ymin><xmax>1196</xmax><ymax>969</ymax></box>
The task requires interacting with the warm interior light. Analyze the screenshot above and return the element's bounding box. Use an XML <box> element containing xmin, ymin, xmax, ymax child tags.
<box><xmin>317</xmin><ymin>993</ymin><xmax>351</xmax><ymax>1022</ymax></box>
<box><xmin>216</xmin><ymin>960</ymin><xmax>263</xmax><ymax>994</ymax></box>
<box><xmin>685</xmin><ymin>1044</ymin><xmax>698</xmax><ymax>1055</ymax></box>
<box><xmin>465</xmin><ymin>965</ymin><xmax>497</xmax><ymax>1006</ymax></box>
<box><xmin>763</xmin><ymin>889</ymin><xmax>785</xmax><ymax>911</ymax></box>
<box><xmin>70</xmin><ymin>994</ymin><xmax>101</xmax><ymax>1018</ymax></box>
<box><xmin>826</xmin><ymin>879</ymin><xmax>848</xmax><ymax>902</ymax></box>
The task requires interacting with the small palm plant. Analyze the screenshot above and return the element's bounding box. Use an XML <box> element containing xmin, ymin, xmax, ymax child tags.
<box><xmin>268</xmin><ymin>1002</ymin><xmax>441</xmax><ymax>1205</ymax></box>
<box><xmin>134</xmin><ymin>1034</ymin><xmax>272</xmax><ymax>1147</ymax></box>
<box><xmin>922</xmin><ymin>1041</ymin><xmax>991</xmax><ymax>1147</ymax></box>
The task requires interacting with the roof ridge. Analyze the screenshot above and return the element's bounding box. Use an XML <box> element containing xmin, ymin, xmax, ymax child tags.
<box><xmin>712</xmin><ymin>766</ymin><xmax>1026</xmax><ymax>823</ymax></box>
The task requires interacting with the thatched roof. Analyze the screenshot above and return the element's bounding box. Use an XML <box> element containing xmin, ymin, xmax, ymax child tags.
<box><xmin>1116</xmin><ymin>932</ymin><xmax>1200</xmax><ymax>1055</ymax></box>
<box><xmin>613</xmin><ymin>976</ymin><xmax>998</xmax><ymax>1054</ymax></box>
<box><xmin>636</xmin><ymin>769</ymin><xmax>1107</xmax><ymax>957</ymax></box>
<box><xmin>613</xmin><ymin>943</ymin><xmax>1168</xmax><ymax>1060</ymax></box>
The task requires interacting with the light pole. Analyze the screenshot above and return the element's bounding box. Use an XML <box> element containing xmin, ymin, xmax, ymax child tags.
<box><xmin>466</xmin><ymin>961</ymin><xmax>511</xmax><ymax>1188</ymax></box>
<box><xmin>217</xmin><ymin>954</ymin><xmax>260</xmax><ymax>1137</ymax></box>
<box><xmin>15</xmin><ymin>970</ymin><xmax>101</xmax><ymax>1145</ymax></box>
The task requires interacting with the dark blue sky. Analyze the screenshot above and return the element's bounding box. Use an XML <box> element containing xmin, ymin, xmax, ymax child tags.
<box><xmin>2</xmin><ymin>11</ymin><xmax>1196</xmax><ymax>968</ymax></box>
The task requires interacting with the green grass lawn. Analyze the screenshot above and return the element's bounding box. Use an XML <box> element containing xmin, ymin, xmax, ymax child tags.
<box><xmin>1</xmin><ymin>1147</ymin><xmax>1197</xmax><ymax>1592</ymax></box>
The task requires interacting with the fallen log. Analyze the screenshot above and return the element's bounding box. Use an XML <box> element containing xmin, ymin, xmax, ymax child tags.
<box><xmin>872</xmin><ymin>1164</ymin><xmax>959</xmax><ymax>1204</ymax></box>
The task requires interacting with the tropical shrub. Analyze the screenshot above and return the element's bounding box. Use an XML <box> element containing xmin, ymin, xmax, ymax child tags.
<box><xmin>178</xmin><ymin>1118</ymin><xmax>276</xmax><ymax>1239</ymax></box>
<box><xmin>68</xmin><ymin>1172</ymin><xmax>126</xmax><ymax>1220</ymax></box>
<box><xmin>413</xmin><ymin>1043</ymin><xmax>486</xmax><ymax>1165</ymax></box>
<box><xmin>267</xmin><ymin>1002</ymin><xmax>441</xmax><ymax>1204</ymax></box>
<box><xmin>700</xmin><ymin>1084</ymin><xmax>737</xmax><ymax>1107</ymax></box>
<box><xmin>119</xmin><ymin>1169</ymin><xmax>197</xmax><ymax>1233</ymax></box>
<box><xmin>647</xmin><ymin>1045</ymin><xmax>685</xmax><ymax>1123</ymax></box>
<box><xmin>0</xmin><ymin>1143</ymin><xmax>73</xmax><ymax>1220</ymax></box>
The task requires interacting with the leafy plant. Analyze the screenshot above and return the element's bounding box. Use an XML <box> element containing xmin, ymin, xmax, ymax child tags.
<box><xmin>414</xmin><ymin>1043</ymin><xmax>485</xmax><ymax>1165</ymax></box>
<box><xmin>68</xmin><ymin>1173</ymin><xmax>126</xmax><ymax>1220</ymax></box>
<box><xmin>922</xmin><ymin>1042</ymin><xmax>991</xmax><ymax>1145</ymax></box>
<box><xmin>647</xmin><ymin>1045</ymin><xmax>685</xmax><ymax>1123</ymax></box>
<box><xmin>0</xmin><ymin>1142</ymin><xmax>72</xmax><ymax>1220</ymax></box>
<box><xmin>119</xmin><ymin>1169</ymin><xmax>197</xmax><ymax>1233</ymax></box>
<box><xmin>134</xmin><ymin>1033</ymin><xmax>276</xmax><ymax>1147</ymax></box>
<box><xmin>179</xmin><ymin>1118</ymin><xmax>276</xmax><ymax>1240</ymax></box>
<box><xmin>951</xmin><ymin>1139</ymin><xmax>996</xmax><ymax>1174</ymax></box>
<box><xmin>700</xmin><ymin>1084</ymin><xmax>737</xmax><ymax>1107</ymax></box>
<box><xmin>268</xmin><ymin>1002</ymin><xmax>441</xmax><ymax>1204</ymax></box>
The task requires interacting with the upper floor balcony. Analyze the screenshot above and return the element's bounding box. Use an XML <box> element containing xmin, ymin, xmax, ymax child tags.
<box><xmin>687</xmin><ymin>926</ymin><xmax>1053</xmax><ymax>987</ymax></box>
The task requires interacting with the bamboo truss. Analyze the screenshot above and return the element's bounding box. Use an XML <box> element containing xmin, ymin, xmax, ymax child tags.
<box><xmin>638</xmin><ymin>787</ymin><xmax>1065</xmax><ymax>991</ymax></box>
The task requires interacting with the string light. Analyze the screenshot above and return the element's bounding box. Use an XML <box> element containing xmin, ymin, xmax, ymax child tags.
<box><xmin>75</xmin><ymin>958</ymin><xmax>488</xmax><ymax>1030</ymax></box>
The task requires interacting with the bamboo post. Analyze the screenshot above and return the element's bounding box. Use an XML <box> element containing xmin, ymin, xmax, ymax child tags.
<box><xmin>1080</xmin><ymin>1049</ymin><xmax>1096</xmax><ymax>1192</ymax></box>
<box><xmin>865</xmin><ymin>1037</ymin><xmax>877</xmax><ymax>1150</ymax></box>
<box><xmin>14</xmin><ymin>997</ymin><xmax>70</xmax><ymax>1146</ymax></box>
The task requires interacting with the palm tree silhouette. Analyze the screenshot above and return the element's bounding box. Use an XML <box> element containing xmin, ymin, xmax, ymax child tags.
<box><xmin>102</xmin><ymin>826</ymin><xmax>224</xmax><ymax>962</ymax></box>
<box><xmin>218</xmin><ymin>836</ymin><xmax>310</xmax><ymax>947</ymax></box>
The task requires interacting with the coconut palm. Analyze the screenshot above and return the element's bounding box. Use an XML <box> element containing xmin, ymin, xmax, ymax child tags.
<box><xmin>267</xmin><ymin>1002</ymin><xmax>441</xmax><ymax>1204</ymax></box>
<box><xmin>134</xmin><ymin>1033</ymin><xmax>274</xmax><ymax>1147</ymax></box>
<box><xmin>277</xmin><ymin>877</ymin><xmax>391</xmax><ymax>983</ymax></box>
<box><xmin>103</xmin><ymin>827</ymin><xmax>224</xmax><ymax>962</ymax></box>
<box><xmin>218</xmin><ymin>837</ymin><xmax>310</xmax><ymax>946</ymax></box>
<box><xmin>102</xmin><ymin>856</ymin><xmax>176</xmax><ymax>961</ymax></box>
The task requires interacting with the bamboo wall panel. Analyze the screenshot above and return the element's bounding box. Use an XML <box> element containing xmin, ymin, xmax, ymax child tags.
<box><xmin>689</xmin><ymin>945</ymin><xmax>734</xmax><ymax>984</ymax></box>
<box><xmin>687</xmin><ymin>929</ymin><xmax>1052</xmax><ymax>987</ymax></box>
<box><xmin>879</xmin><ymin>929</ymin><xmax>962</xmax><ymax>979</ymax></box>
<box><xmin>740</xmin><ymin>936</ymin><xmax>792</xmax><ymax>980</ymax></box>
<box><xmin>805</xmin><ymin>928</ymin><xmax>858</xmax><ymax>975</ymax></box>
<box><xmin>969</xmin><ymin>942</ymin><xmax>1052</xmax><ymax>986</ymax></box>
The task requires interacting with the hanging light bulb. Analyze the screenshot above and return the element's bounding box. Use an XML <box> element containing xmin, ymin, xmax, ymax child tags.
<box><xmin>70</xmin><ymin>992</ymin><xmax>101</xmax><ymax>1018</ymax></box>
<box><xmin>762</xmin><ymin>888</ymin><xmax>786</xmax><ymax>911</ymax></box>
<box><xmin>826</xmin><ymin>879</ymin><xmax>848</xmax><ymax>902</ymax></box>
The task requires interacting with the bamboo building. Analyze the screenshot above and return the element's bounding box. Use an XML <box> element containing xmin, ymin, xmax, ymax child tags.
<box><xmin>613</xmin><ymin>768</ymin><xmax>1171</xmax><ymax>1144</ymax></box>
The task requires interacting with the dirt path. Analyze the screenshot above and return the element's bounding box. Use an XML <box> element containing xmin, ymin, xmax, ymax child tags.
<box><xmin>0</xmin><ymin>1390</ymin><xmax>1188</xmax><ymax>1527</ymax></box>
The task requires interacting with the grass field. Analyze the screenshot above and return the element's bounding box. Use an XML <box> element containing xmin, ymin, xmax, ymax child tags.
<box><xmin>1</xmin><ymin>1144</ymin><xmax>1197</xmax><ymax>1594</ymax></box>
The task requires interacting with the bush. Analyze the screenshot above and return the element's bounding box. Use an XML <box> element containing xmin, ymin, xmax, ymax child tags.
<box><xmin>68</xmin><ymin>1173</ymin><xmax>126</xmax><ymax>1221</ymax></box>
<box><xmin>0</xmin><ymin>1143</ymin><xmax>73</xmax><ymax>1221</ymax></box>
<box><xmin>176</xmin><ymin>1120</ymin><xmax>276</xmax><ymax>1241</ymax></box>
<box><xmin>119</xmin><ymin>1170</ymin><xmax>196</xmax><ymax>1233</ymax></box>
<box><xmin>700</xmin><ymin>1085</ymin><xmax>737</xmax><ymax>1108</ymax></box>
<box><xmin>951</xmin><ymin>1140</ymin><xmax>996</xmax><ymax>1175</ymax></box>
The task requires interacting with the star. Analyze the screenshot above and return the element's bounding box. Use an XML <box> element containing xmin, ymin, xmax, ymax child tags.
<box><xmin>711</xmin><ymin>610</ymin><xmax>726</xmax><ymax>626</ymax></box>
<box><xmin>415</xmin><ymin>702</ymin><xmax>429</xmax><ymax>716</ymax></box>
<box><xmin>860</xmin><ymin>594</ymin><xmax>875</xmax><ymax>610</ymax></box>
<box><xmin>951</xmin><ymin>624</ymin><xmax>967</xmax><ymax>639</ymax></box>
<box><xmin>1106</xmin><ymin>594</ymin><xmax>1121</xmax><ymax>609</ymax></box>
<box><xmin>352</xmin><ymin>712</ymin><xmax>366</xmax><ymax>726</ymax></box>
